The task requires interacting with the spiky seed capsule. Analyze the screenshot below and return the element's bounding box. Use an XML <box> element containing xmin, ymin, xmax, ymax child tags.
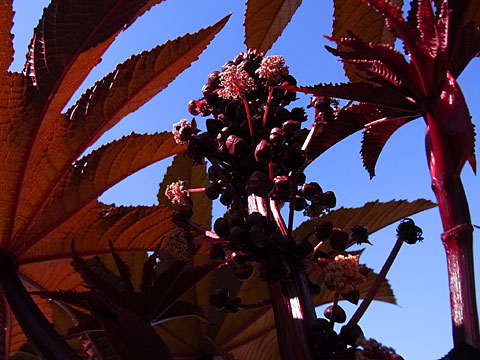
<box><xmin>225</xmin><ymin>135</ymin><xmax>247</xmax><ymax>156</ymax></box>
<box><xmin>396</xmin><ymin>218</ymin><xmax>423</xmax><ymax>244</ymax></box>
<box><xmin>205</xmin><ymin>182</ymin><xmax>221</xmax><ymax>200</ymax></box>
<box><xmin>254</xmin><ymin>140</ymin><xmax>273</xmax><ymax>164</ymax></box>
<box><xmin>282</xmin><ymin>120</ymin><xmax>301</xmax><ymax>135</ymax></box>
<box><xmin>269</xmin><ymin>127</ymin><xmax>286</xmax><ymax>146</ymax></box>
<box><xmin>302</xmin><ymin>182</ymin><xmax>323</xmax><ymax>201</ymax></box>
<box><xmin>350</xmin><ymin>225</ymin><xmax>370</xmax><ymax>245</ymax></box>
<box><xmin>320</xmin><ymin>191</ymin><xmax>336</xmax><ymax>208</ymax></box>
<box><xmin>187</xmin><ymin>100</ymin><xmax>199</xmax><ymax>115</ymax></box>
<box><xmin>340</xmin><ymin>324</ymin><xmax>364</xmax><ymax>346</ymax></box>
<box><xmin>316</xmin><ymin>220</ymin><xmax>334</xmax><ymax>241</ymax></box>
<box><xmin>214</xmin><ymin>218</ymin><xmax>230</xmax><ymax>238</ymax></box>
<box><xmin>329</xmin><ymin>228</ymin><xmax>349</xmax><ymax>251</ymax></box>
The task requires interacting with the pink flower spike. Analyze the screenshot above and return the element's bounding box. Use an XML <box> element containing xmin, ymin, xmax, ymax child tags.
<box><xmin>217</xmin><ymin>65</ymin><xmax>256</xmax><ymax>100</ymax></box>
<box><xmin>256</xmin><ymin>55</ymin><xmax>289</xmax><ymax>83</ymax></box>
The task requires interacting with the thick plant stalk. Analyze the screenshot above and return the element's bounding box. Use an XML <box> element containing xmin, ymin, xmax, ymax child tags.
<box><xmin>249</xmin><ymin>195</ymin><xmax>315</xmax><ymax>360</ymax></box>
<box><xmin>426</xmin><ymin>107</ymin><xmax>480</xmax><ymax>349</ymax></box>
<box><xmin>0</xmin><ymin>252</ymin><xmax>81</xmax><ymax>360</ymax></box>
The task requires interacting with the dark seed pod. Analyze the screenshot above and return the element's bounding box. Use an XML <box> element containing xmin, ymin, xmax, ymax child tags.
<box><xmin>311</xmin><ymin>318</ymin><xmax>331</xmax><ymax>334</ymax></box>
<box><xmin>230</xmin><ymin>213</ymin><xmax>246</xmax><ymax>227</ymax></box>
<box><xmin>205</xmin><ymin>182</ymin><xmax>221</xmax><ymax>200</ymax></box>
<box><xmin>225</xmin><ymin>135</ymin><xmax>247</xmax><ymax>156</ymax></box>
<box><xmin>320</xmin><ymin>329</ymin><xmax>339</xmax><ymax>352</ymax></box>
<box><xmin>329</xmin><ymin>228</ymin><xmax>349</xmax><ymax>251</ymax></box>
<box><xmin>209</xmin><ymin>287</ymin><xmax>229</xmax><ymax>310</ymax></box>
<box><xmin>207</xmin><ymin>166</ymin><xmax>220</xmax><ymax>181</ymax></box>
<box><xmin>294</xmin><ymin>197</ymin><xmax>306</xmax><ymax>211</ymax></box>
<box><xmin>207</xmin><ymin>70</ymin><xmax>221</xmax><ymax>89</ymax></box>
<box><xmin>246</xmin><ymin>212</ymin><xmax>267</xmax><ymax>227</ymax></box>
<box><xmin>291</xmin><ymin>107</ymin><xmax>307</xmax><ymax>122</ymax></box>
<box><xmin>295</xmin><ymin>172</ymin><xmax>306</xmax><ymax>186</ymax></box>
<box><xmin>214</xmin><ymin>218</ymin><xmax>230</xmax><ymax>237</ymax></box>
<box><xmin>229</xmin><ymin>225</ymin><xmax>250</xmax><ymax>243</ymax></box>
<box><xmin>219</xmin><ymin>191</ymin><xmax>232</xmax><ymax>206</ymax></box>
<box><xmin>251</xmin><ymin>224</ymin><xmax>269</xmax><ymax>248</ymax></box>
<box><xmin>187</xmin><ymin>99</ymin><xmax>199</xmax><ymax>116</ymax></box>
<box><xmin>397</xmin><ymin>218</ymin><xmax>423</xmax><ymax>244</ymax></box>
<box><xmin>315</xmin><ymin>220</ymin><xmax>333</xmax><ymax>241</ymax></box>
<box><xmin>282</xmin><ymin>120</ymin><xmax>301</xmax><ymax>135</ymax></box>
<box><xmin>295</xmin><ymin>240</ymin><xmax>314</xmax><ymax>258</ymax></box>
<box><xmin>234</xmin><ymin>263</ymin><xmax>254</xmax><ymax>281</ymax></box>
<box><xmin>206</xmin><ymin>118</ymin><xmax>224</xmax><ymax>135</ymax></box>
<box><xmin>339</xmin><ymin>324</ymin><xmax>364</xmax><ymax>346</ymax></box>
<box><xmin>350</xmin><ymin>225</ymin><xmax>371</xmax><ymax>245</ymax></box>
<box><xmin>281</xmin><ymin>148</ymin><xmax>306</xmax><ymax>171</ymax></box>
<box><xmin>209</xmin><ymin>243</ymin><xmax>226</xmax><ymax>262</ymax></box>
<box><xmin>247</xmin><ymin>171</ymin><xmax>274</xmax><ymax>196</ymax></box>
<box><xmin>269</xmin><ymin>127</ymin><xmax>286</xmax><ymax>146</ymax></box>
<box><xmin>302</xmin><ymin>182</ymin><xmax>323</xmax><ymax>201</ymax></box>
<box><xmin>324</xmin><ymin>304</ymin><xmax>347</xmax><ymax>323</ymax></box>
<box><xmin>254</xmin><ymin>140</ymin><xmax>273</xmax><ymax>164</ymax></box>
<box><xmin>320</xmin><ymin>191</ymin><xmax>336</xmax><ymax>208</ymax></box>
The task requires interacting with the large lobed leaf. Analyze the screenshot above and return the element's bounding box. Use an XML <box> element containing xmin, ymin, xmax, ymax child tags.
<box><xmin>361</xmin><ymin>117</ymin><xmax>415</xmax><ymax>178</ymax></box>
<box><xmin>293</xmin><ymin>199</ymin><xmax>436</xmax><ymax>245</ymax></box>
<box><xmin>244</xmin><ymin>0</ymin><xmax>302</xmax><ymax>53</ymax></box>
<box><xmin>0</xmin><ymin>0</ymin><xmax>14</xmax><ymax>74</ymax></box>
<box><xmin>332</xmin><ymin>0</ymin><xmax>403</xmax><ymax>81</ymax></box>
<box><xmin>13</xmin><ymin>15</ymin><xmax>229</xmax><ymax>252</ymax></box>
<box><xmin>15</xmin><ymin>132</ymin><xmax>183</xmax><ymax>257</ymax></box>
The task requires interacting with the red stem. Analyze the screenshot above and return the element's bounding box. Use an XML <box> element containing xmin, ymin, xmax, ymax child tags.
<box><xmin>330</xmin><ymin>292</ymin><xmax>340</xmax><ymax>328</ymax></box>
<box><xmin>263</xmin><ymin>87</ymin><xmax>273</xmax><ymax>128</ymax></box>
<box><xmin>426</xmin><ymin>111</ymin><xmax>480</xmax><ymax>349</ymax></box>
<box><xmin>242</xmin><ymin>97</ymin><xmax>256</xmax><ymax>148</ymax></box>
<box><xmin>349</xmin><ymin>235</ymin><xmax>404</xmax><ymax>325</ymax></box>
<box><xmin>187</xmin><ymin>188</ymin><xmax>205</xmax><ymax>193</ymax></box>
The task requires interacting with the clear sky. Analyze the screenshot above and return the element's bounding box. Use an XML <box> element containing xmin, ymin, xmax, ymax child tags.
<box><xmin>10</xmin><ymin>1</ymin><xmax>480</xmax><ymax>359</ymax></box>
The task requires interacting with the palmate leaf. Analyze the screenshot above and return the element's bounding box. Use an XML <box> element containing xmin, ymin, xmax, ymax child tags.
<box><xmin>158</xmin><ymin>154</ymin><xmax>212</xmax><ymax>227</ymax></box>
<box><xmin>292</xmin><ymin>82</ymin><xmax>419</xmax><ymax>112</ymax></box>
<box><xmin>18</xmin><ymin>203</ymin><xmax>176</xmax><ymax>265</ymax></box>
<box><xmin>15</xmin><ymin>132</ymin><xmax>183</xmax><ymax>257</ymax></box>
<box><xmin>449</xmin><ymin>23</ymin><xmax>480</xmax><ymax>78</ymax></box>
<box><xmin>244</xmin><ymin>0</ymin><xmax>302</xmax><ymax>53</ymax></box>
<box><xmin>0</xmin><ymin>0</ymin><xmax>14</xmax><ymax>73</ymax></box>
<box><xmin>293</xmin><ymin>199</ymin><xmax>436</xmax><ymax>246</ymax></box>
<box><xmin>332</xmin><ymin>0</ymin><xmax>403</xmax><ymax>81</ymax></box>
<box><xmin>14</xmin><ymin>15</ymin><xmax>230</xmax><ymax>250</ymax></box>
<box><xmin>306</xmin><ymin>103</ymin><xmax>405</xmax><ymax>161</ymax></box>
<box><xmin>361</xmin><ymin>117</ymin><xmax>414</xmax><ymax>178</ymax></box>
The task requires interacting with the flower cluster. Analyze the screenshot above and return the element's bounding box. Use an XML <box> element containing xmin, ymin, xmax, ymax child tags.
<box><xmin>356</xmin><ymin>336</ymin><xmax>402</xmax><ymax>360</ymax></box>
<box><xmin>217</xmin><ymin>65</ymin><xmax>256</xmax><ymax>100</ymax></box>
<box><xmin>165</xmin><ymin>180</ymin><xmax>191</xmax><ymax>209</ymax></box>
<box><xmin>172</xmin><ymin>119</ymin><xmax>193</xmax><ymax>145</ymax></box>
<box><xmin>323</xmin><ymin>254</ymin><xmax>366</xmax><ymax>294</ymax></box>
<box><xmin>256</xmin><ymin>55</ymin><xmax>289</xmax><ymax>83</ymax></box>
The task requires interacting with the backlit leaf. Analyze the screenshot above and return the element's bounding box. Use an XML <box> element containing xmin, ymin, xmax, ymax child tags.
<box><xmin>0</xmin><ymin>0</ymin><xmax>14</xmax><ymax>73</ymax></box>
<box><xmin>16</xmin><ymin>132</ymin><xmax>182</xmax><ymax>256</ymax></box>
<box><xmin>307</xmin><ymin>103</ymin><xmax>403</xmax><ymax>161</ymax></box>
<box><xmin>15</xmin><ymin>15</ymin><xmax>230</xmax><ymax>245</ymax></box>
<box><xmin>293</xmin><ymin>199</ymin><xmax>437</xmax><ymax>245</ymax></box>
<box><xmin>292</xmin><ymin>82</ymin><xmax>419</xmax><ymax>112</ymax></box>
<box><xmin>361</xmin><ymin>117</ymin><xmax>414</xmax><ymax>178</ymax></box>
<box><xmin>158</xmin><ymin>154</ymin><xmax>211</xmax><ymax>227</ymax></box>
<box><xmin>449</xmin><ymin>23</ymin><xmax>480</xmax><ymax>78</ymax></box>
<box><xmin>18</xmin><ymin>203</ymin><xmax>176</xmax><ymax>265</ymax></box>
<box><xmin>244</xmin><ymin>0</ymin><xmax>302</xmax><ymax>53</ymax></box>
<box><xmin>332</xmin><ymin>0</ymin><xmax>403</xmax><ymax>80</ymax></box>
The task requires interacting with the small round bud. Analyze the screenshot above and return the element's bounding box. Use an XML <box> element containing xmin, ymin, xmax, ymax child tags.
<box><xmin>329</xmin><ymin>228</ymin><xmax>349</xmax><ymax>251</ymax></box>
<box><xmin>320</xmin><ymin>191</ymin><xmax>336</xmax><ymax>208</ymax></box>
<box><xmin>214</xmin><ymin>218</ymin><xmax>230</xmax><ymax>238</ymax></box>
<box><xmin>225</xmin><ymin>135</ymin><xmax>247</xmax><ymax>156</ymax></box>
<box><xmin>254</xmin><ymin>140</ymin><xmax>273</xmax><ymax>164</ymax></box>
<box><xmin>187</xmin><ymin>99</ymin><xmax>199</xmax><ymax>115</ymax></box>
<box><xmin>397</xmin><ymin>218</ymin><xmax>423</xmax><ymax>244</ymax></box>
<box><xmin>282</xmin><ymin>120</ymin><xmax>301</xmax><ymax>135</ymax></box>
<box><xmin>339</xmin><ymin>324</ymin><xmax>363</xmax><ymax>346</ymax></box>
<box><xmin>205</xmin><ymin>182</ymin><xmax>221</xmax><ymax>200</ymax></box>
<box><xmin>302</xmin><ymin>182</ymin><xmax>323</xmax><ymax>201</ymax></box>
<box><xmin>269</xmin><ymin>127</ymin><xmax>286</xmax><ymax>146</ymax></box>
<box><xmin>324</xmin><ymin>304</ymin><xmax>347</xmax><ymax>323</ymax></box>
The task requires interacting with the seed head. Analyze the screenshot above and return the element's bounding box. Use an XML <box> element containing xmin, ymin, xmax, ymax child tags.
<box><xmin>323</xmin><ymin>254</ymin><xmax>366</xmax><ymax>294</ymax></box>
<box><xmin>256</xmin><ymin>55</ymin><xmax>289</xmax><ymax>83</ymax></box>
<box><xmin>217</xmin><ymin>65</ymin><xmax>256</xmax><ymax>100</ymax></box>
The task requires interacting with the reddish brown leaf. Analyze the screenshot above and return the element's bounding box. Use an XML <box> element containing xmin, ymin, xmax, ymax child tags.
<box><xmin>361</xmin><ymin>117</ymin><xmax>414</xmax><ymax>178</ymax></box>
<box><xmin>293</xmin><ymin>199</ymin><xmax>437</xmax><ymax>246</ymax></box>
<box><xmin>15</xmin><ymin>132</ymin><xmax>182</xmax><ymax>255</ymax></box>
<box><xmin>17</xmin><ymin>203</ymin><xmax>176</xmax><ymax>265</ymax></box>
<box><xmin>293</xmin><ymin>82</ymin><xmax>419</xmax><ymax>112</ymax></box>
<box><xmin>15</xmin><ymin>16</ymin><xmax>229</xmax><ymax>245</ymax></box>
<box><xmin>306</xmin><ymin>103</ymin><xmax>408</xmax><ymax>161</ymax></box>
<box><xmin>332</xmin><ymin>0</ymin><xmax>403</xmax><ymax>80</ymax></box>
<box><xmin>0</xmin><ymin>0</ymin><xmax>14</xmax><ymax>73</ymax></box>
<box><xmin>449</xmin><ymin>23</ymin><xmax>480</xmax><ymax>78</ymax></box>
<box><xmin>244</xmin><ymin>0</ymin><xmax>302</xmax><ymax>53</ymax></box>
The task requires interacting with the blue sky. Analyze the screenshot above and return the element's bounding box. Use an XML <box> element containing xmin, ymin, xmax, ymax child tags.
<box><xmin>10</xmin><ymin>1</ymin><xmax>480</xmax><ymax>359</ymax></box>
